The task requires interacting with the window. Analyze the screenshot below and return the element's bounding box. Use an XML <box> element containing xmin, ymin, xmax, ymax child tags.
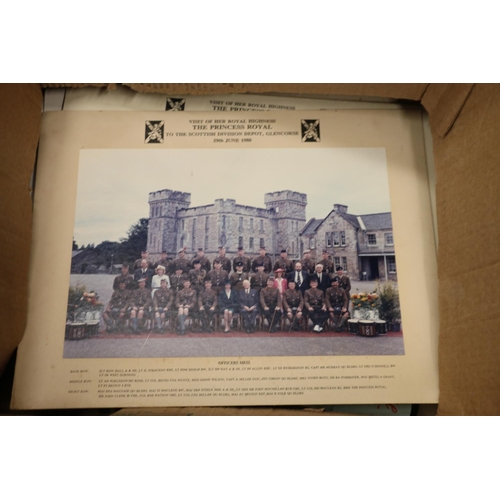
<box><xmin>239</xmin><ymin>217</ymin><xmax>243</xmax><ymax>230</ymax></box>
<box><xmin>326</xmin><ymin>233</ymin><xmax>332</xmax><ymax>247</ymax></box>
<box><xmin>342</xmin><ymin>257</ymin><xmax>348</xmax><ymax>273</ymax></box>
<box><xmin>334</xmin><ymin>257</ymin><xmax>340</xmax><ymax>269</ymax></box>
<box><xmin>238</xmin><ymin>236</ymin><xmax>243</xmax><ymax>248</ymax></box>
<box><xmin>191</xmin><ymin>219</ymin><xmax>196</xmax><ymax>251</ymax></box>
<box><xmin>205</xmin><ymin>235</ymin><xmax>209</xmax><ymax>249</ymax></box>
<box><xmin>332</xmin><ymin>231</ymin><xmax>340</xmax><ymax>247</ymax></box>
<box><xmin>260</xmin><ymin>238</ymin><xmax>265</xmax><ymax>249</ymax></box>
<box><xmin>387</xmin><ymin>256</ymin><xmax>397</xmax><ymax>273</ymax></box>
<box><xmin>385</xmin><ymin>233</ymin><xmax>394</xmax><ymax>246</ymax></box>
<box><xmin>205</xmin><ymin>217</ymin><xmax>209</xmax><ymax>231</ymax></box>
<box><xmin>367</xmin><ymin>234</ymin><xmax>377</xmax><ymax>246</ymax></box>
<box><xmin>292</xmin><ymin>241</ymin><xmax>295</xmax><ymax>255</ymax></box>
<box><xmin>260</xmin><ymin>219</ymin><xmax>264</xmax><ymax>232</ymax></box>
<box><xmin>249</xmin><ymin>237</ymin><xmax>254</xmax><ymax>250</ymax></box>
<box><xmin>250</xmin><ymin>218</ymin><xmax>254</xmax><ymax>230</ymax></box>
<box><xmin>222</xmin><ymin>215</ymin><xmax>226</xmax><ymax>229</ymax></box>
<box><xmin>340</xmin><ymin>231</ymin><xmax>346</xmax><ymax>246</ymax></box>
<box><xmin>181</xmin><ymin>220</ymin><xmax>185</xmax><ymax>231</ymax></box>
<box><xmin>309</xmin><ymin>237</ymin><xmax>315</xmax><ymax>249</ymax></box>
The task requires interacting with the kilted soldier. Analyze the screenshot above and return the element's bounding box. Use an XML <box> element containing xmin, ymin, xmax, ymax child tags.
<box><xmin>189</xmin><ymin>259</ymin><xmax>207</xmax><ymax>294</ymax></box>
<box><xmin>250</xmin><ymin>263</ymin><xmax>269</xmax><ymax>293</ymax></box>
<box><xmin>239</xmin><ymin>279</ymin><xmax>259</xmax><ymax>334</ymax></box>
<box><xmin>207</xmin><ymin>259</ymin><xmax>229</xmax><ymax>296</ymax></box>
<box><xmin>233</xmin><ymin>247</ymin><xmax>251</xmax><ymax>273</ymax></box>
<box><xmin>134</xmin><ymin>250</ymin><xmax>154</xmax><ymax>271</ymax></box>
<box><xmin>170</xmin><ymin>266</ymin><xmax>188</xmax><ymax>295</ymax></box>
<box><xmin>230</xmin><ymin>262</ymin><xmax>250</xmax><ymax>292</ymax></box>
<box><xmin>273</xmin><ymin>249</ymin><xmax>294</xmax><ymax>274</ymax></box>
<box><xmin>153</xmin><ymin>278</ymin><xmax>174</xmax><ymax>332</ymax></box>
<box><xmin>318</xmin><ymin>250</ymin><xmax>334</xmax><ymax>276</ymax></box>
<box><xmin>282</xmin><ymin>280</ymin><xmax>304</xmax><ymax>331</ymax></box>
<box><xmin>113</xmin><ymin>263</ymin><xmax>135</xmax><ymax>290</ymax></box>
<box><xmin>193</xmin><ymin>248</ymin><xmax>211</xmax><ymax>273</ymax></box>
<box><xmin>134</xmin><ymin>259</ymin><xmax>154</xmax><ymax>289</ymax></box>
<box><xmin>198</xmin><ymin>280</ymin><xmax>218</xmax><ymax>332</ymax></box>
<box><xmin>218</xmin><ymin>280</ymin><xmax>239</xmax><ymax>333</ymax></box>
<box><xmin>252</xmin><ymin>246</ymin><xmax>272</xmax><ymax>273</ymax></box>
<box><xmin>214</xmin><ymin>246</ymin><xmax>232</xmax><ymax>274</ymax></box>
<box><xmin>304</xmin><ymin>277</ymin><xmax>328</xmax><ymax>333</ymax></box>
<box><xmin>155</xmin><ymin>250</ymin><xmax>173</xmax><ymax>275</ymax></box>
<box><xmin>301</xmin><ymin>249</ymin><xmax>316</xmax><ymax>274</ymax></box>
<box><xmin>129</xmin><ymin>278</ymin><xmax>152</xmax><ymax>333</ymax></box>
<box><xmin>325</xmin><ymin>278</ymin><xmax>349</xmax><ymax>332</ymax></box>
<box><xmin>335</xmin><ymin>266</ymin><xmax>351</xmax><ymax>310</ymax></box>
<box><xmin>260</xmin><ymin>277</ymin><xmax>282</xmax><ymax>333</ymax></box>
<box><xmin>172</xmin><ymin>248</ymin><xmax>191</xmax><ymax>274</ymax></box>
<box><xmin>103</xmin><ymin>281</ymin><xmax>131</xmax><ymax>331</ymax></box>
<box><xmin>175</xmin><ymin>278</ymin><xmax>197</xmax><ymax>335</ymax></box>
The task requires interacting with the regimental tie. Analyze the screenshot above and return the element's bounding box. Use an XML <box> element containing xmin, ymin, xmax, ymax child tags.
<box><xmin>297</xmin><ymin>273</ymin><xmax>301</xmax><ymax>288</ymax></box>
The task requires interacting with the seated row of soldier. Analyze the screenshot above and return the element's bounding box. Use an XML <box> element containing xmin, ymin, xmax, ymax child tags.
<box><xmin>105</xmin><ymin>259</ymin><xmax>350</xmax><ymax>335</ymax></box>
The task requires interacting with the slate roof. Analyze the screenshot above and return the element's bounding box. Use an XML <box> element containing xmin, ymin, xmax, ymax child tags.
<box><xmin>338</xmin><ymin>212</ymin><xmax>361</xmax><ymax>229</ymax></box>
<box><xmin>359</xmin><ymin>213</ymin><xmax>392</xmax><ymax>230</ymax></box>
<box><xmin>300</xmin><ymin>218</ymin><xmax>323</xmax><ymax>236</ymax></box>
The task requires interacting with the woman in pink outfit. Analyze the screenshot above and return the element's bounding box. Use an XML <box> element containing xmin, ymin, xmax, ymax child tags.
<box><xmin>273</xmin><ymin>268</ymin><xmax>288</xmax><ymax>295</ymax></box>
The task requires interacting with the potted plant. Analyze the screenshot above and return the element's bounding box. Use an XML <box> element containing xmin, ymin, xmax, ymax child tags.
<box><xmin>377</xmin><ymin>282</ymin><xmax>401</xmax><ymax>331</ymax></box>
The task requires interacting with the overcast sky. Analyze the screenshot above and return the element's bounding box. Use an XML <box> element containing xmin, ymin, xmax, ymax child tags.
<box><xmin>74</xmin><ymin>148</ymin><xmax>390</xmax><ymax>246</ymax></box>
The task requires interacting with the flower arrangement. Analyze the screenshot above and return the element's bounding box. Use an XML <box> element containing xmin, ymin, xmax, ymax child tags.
<box><xmin>351</xmin><ymin>291</ymin><xmax>380</xmax><ymax>319</ymax></box>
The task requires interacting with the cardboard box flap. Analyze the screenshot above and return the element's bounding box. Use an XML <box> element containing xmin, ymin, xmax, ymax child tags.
<box><xmin>121</xmin><ymin>83</ymin><xmax>429</xmax><ymax>101</ymax></box>
<box><xmin>422</xmin><ymin>83</ymin><xmax>475</xmax><ymax>138</ymax></box>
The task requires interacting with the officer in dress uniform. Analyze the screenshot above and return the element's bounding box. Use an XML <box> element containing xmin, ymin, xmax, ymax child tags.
<box><xmin>198</xmin><ymin>279</ymin><xmax>218</xmax><ymax>332</ymax></box>
<box><xmin>230</xmin><ymin>262</ymin><xmax>250</xmax><ymax>292</ymax></box>
<box><xmin>233</xmin><ymin>247</ymin><xmax>251</xmax><ymax>273</ymax></box>
<box><xmin>318</xmin><ymin>250</ymin><xmax>334</xmax><ymax>276</ymax></box>
<box><xmin>325</xmin><ymin>277</ymin><xmax>349</xmax><ymax>332</ymax></box>
<box><xmin>113</xmin><ymin>263</ymin><xmax>135</xmax><ymax>290</ymax></box>
<box><xmin>175</xmin><ymin>278</ymin><xmax>197</xmax><ymax>335</ymax></box>
<box><xmin>300</xmin><ymin>249</ymin><xmax>316</xmax><ymax>274</ymax></box>
<box><xmin>282</xmin><ymin>280</ymin><xmax>304</xmax><ymax>331</ymax></box>
<box><xmin>193</xmin><ymin>248</ymin><xmax>211</xmax><ymax>273</ymax></box>
<box><xmin>155</xmin><ymin>250</ymin><xmax>173</xmax><ymax>275</ymax></box>
<box><xmin>260</xmin><ymin>277</ymin><xmax>282</xmax><ymax>333</ymax></box>
<box><xmin>304</xmin><ymin>277</ymin><xmax>328</xmax><ymax>333</ymax></box>
<box><xmin>214</xmin><ymin>246</ymin><xmax>232</xmax><ymax>274</ymax></box>
<box><xmin>128</xmin><ymin>278</ymin><xmax>152</xmax><ymax>333</ymax></box>
<box><xmin>251</xmin><ymin>246</ymin><xmax>272</xmax><ymax>273</ymax></box>
<box><xmin>273</xmin><ymin>249</ymin><xmax>294</xmax><ymax>274</ymax></box>
<box><xmin>250</xmin><ymin>263</ymin><xmax>269</xmax><ymax>293</ymax></box>
<box><xmin>172</xmin><ymin>248</ymin><xmax>191</xmax><ymax>274</ymax></box>
<box><xmin>207</xmin><ymin>259</ymin><xmax>229</xmax><ymax>296</ymax></box>
<box><xmin>104</xmin><ymin>281</ymin><xmax>131</xmax><ymax>331</ymax></box>
<box><xmin>335</xmin><ymin>266</ymin><xmax>351</xmax><ymax>310</ymax></box>
<box><xmin>153</xmin><ymin>278</ymin><xmax>174</xmax><ymax>332</ymax></box>
<box><xmin>188</xmin><ymin>259</ymin><xmax>207</xmax><ymax>294</ymax></box>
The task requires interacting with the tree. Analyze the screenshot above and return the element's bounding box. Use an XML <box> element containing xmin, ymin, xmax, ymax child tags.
<box><xmin>119</xmin><ymin>218</ymin><xmax>149</xmax><ymax>264</ymax></box>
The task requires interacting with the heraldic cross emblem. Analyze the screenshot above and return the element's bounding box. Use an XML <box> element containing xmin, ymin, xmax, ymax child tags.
<box><xmin>301</xmin><ymin>119</ymin><xmax>321</xmax><ymax>142</ymax></box>
<box><xmin>145</xmin><ymin>120</ymin><xmax>165</xmax><ymax>143</ymax></box>
<box><xmin>166</xmin><ymin>97</ymin><xmax>186</xmax><ymax>111</ymax></box>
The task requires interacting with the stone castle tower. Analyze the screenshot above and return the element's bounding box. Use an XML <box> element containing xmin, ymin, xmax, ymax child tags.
<box><xmin>147</xmin><ymin>189</ymin><xmax>307</xmax><ymax>261</ymax></box>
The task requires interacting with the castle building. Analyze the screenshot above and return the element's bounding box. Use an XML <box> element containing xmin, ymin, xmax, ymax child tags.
<box><xmin>147</xmin><ymin>189</ymin><xmax>307</xmax><ymax>262</ymax></box>
<box><xmin>300</xmin><ymin>204</ymin><xmax>397</xmax><ymax>281</ymax></box>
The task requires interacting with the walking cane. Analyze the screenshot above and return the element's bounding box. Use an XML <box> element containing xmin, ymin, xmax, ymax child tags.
<box><xmin>269</xmin><ymin>307</ymin><xmax>278</xmax><ymax>333</ymax></box>
<box><xmin>288</xmin><ymin>314</ymin><xmax>296</xmax><ymax>333</ymax></box>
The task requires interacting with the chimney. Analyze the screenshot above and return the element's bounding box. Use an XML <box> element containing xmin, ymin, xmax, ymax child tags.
<box><xmin>334</xmin><ymin>204</ymin><xmax>348</xmax><ymax>214</ymax></box>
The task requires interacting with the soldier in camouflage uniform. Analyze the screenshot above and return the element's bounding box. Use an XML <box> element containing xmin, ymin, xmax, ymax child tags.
<box><xmin>104</xmin><ymin>281</ymin><xmax>131</xmax><ymax>331</ymax></box>
<box><xmin>207</xmin><ymin>259</ymin><xmax>229</xmax><ymax>296</ymax></box>
<box><xmin>188</xmin><ymin>259</ymin><xmax>207</xmax><ymax>294</ymax></box>
<box><xmin>193</xmin><ymin>248</ymin><xmax>211</xmax><ymax>273</ymax></box>
<box><xmin>251</xmin><ymin>247</ymin><xmax>272</xmax><ymax>273</ymax></box>
<box><xmin>325</xmin><ymin>277</ymin><xmax>349</xmax><ymax>332</ymax></box>
<box><xmin>260</xmin><ymin>277</ymin><xmax>282</xmax><ymax>333</ymax></box>
<box><xmin>282</xmin><ymin>280</ymin><xmax>304</xmax><ymax>331</ymax></box>
<box><xmin>153</xmin><ymin>278</ymin><xmax>174</xmax><ymax>332</ymax></box>
<box><xmin>113</xmin><ymin>263</ymin><xmax>135</xmax><ymax>290</ymax></box>
<box><xmin>304</xmin><ymin>277</ymin><xmax>328</xmax><ymax>333</ymax></box>
<box><xmin>198</xmin><ymin>279</ymin><xmax>218</xmax><ymax>332</ymax></box>
<box><xmin>233</xmin><ymin>247</ymin><xmax>251</xmax><ymax>273</ymax></box>
<box><xmin>230</xmin><ymin>262</ymin><xmax>250</xmax><ymax>292</ymax></box>
<box><xmin>250</xmin><ymin>263</ymin><xmax>269</xmax><ymax>293</ymax></box>
<box><xmin>273</xmin><ymin>249</ymin><xmax>294</xmax><ymax>274</ymax></box>
<box><xmin>175</xmin><ymin>278</ymin><xmax>197</xmax><ymax>335</ymax></box>
<box><xmin>129</xmin><ymin>278</ymin><xmax>152</xmax><ymax>333</ymax></box>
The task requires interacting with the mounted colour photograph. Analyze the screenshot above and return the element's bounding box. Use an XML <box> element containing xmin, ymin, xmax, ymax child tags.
<box><xmin>12</xmin><ymin>109</ymin><xmax>439</xmax><ymax>408</ymax></box>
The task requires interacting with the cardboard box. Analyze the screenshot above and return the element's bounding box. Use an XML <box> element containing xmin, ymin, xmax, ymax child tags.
<box><xmin>1</xmin><ymin>83</ymin><xmax>498</xmax><ymax>415</ymax></box>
